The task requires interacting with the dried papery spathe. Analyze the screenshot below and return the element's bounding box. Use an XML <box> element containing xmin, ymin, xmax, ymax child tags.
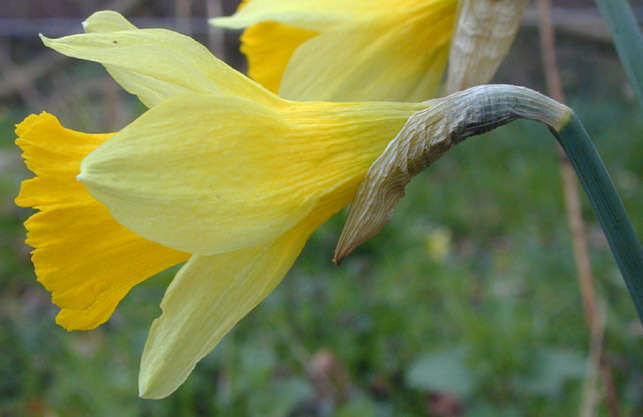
<box><xmin>334</xmin><ymin>84</ymin><xmax>571</xmax><ymax>263</ymax></box>
<box><xmin>446</xmin><ymin>0</ymin><xmax>528</xmax><ymax>93</ymax></box>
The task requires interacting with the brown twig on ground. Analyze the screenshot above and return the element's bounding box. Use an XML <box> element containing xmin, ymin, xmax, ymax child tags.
<box><xmin>580</xmin><ymin>305</ymin><xmax>605</xmax><ymax>417</ymax></box>
<box><xmin>600</xmin><ymin>357</ymin><xmax>622</xmax><ymax>417</ymax></box>
<box><xmin>537</xmin><ymin>1</ymin><xmax>620</xmax><ymax>417</ymax></box>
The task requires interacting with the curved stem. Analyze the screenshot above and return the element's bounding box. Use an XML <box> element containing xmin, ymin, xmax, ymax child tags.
<box><xmin>336</xmin><ymin>85</ymin><xmax>643</xmax><ymax>321</ymax></box>
<box><xmin>551</xmin><ymin>114</ymin><xmax>643</xmax><ymax>319</ymax></box>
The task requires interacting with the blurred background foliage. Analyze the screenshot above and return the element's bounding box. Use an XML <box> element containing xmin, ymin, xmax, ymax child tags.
<box><xmin>1</xmin><ymin>0</ymin><xmax>642</xmax><ymax>416</ymax></box>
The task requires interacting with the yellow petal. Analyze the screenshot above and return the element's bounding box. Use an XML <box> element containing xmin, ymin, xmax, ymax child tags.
<box><xmin>134</xmin><ymin>91</ymin><xmax>420</xmax><ymax>394</ymax></box>
<box><xmin>211</xmin><ymin>0</ymin><xmax>372</xmax><ymax>31</ymax></box>
<box><xmin>280</xmin><ymin>0</ymin><xmax>457</xmax><ymax>102</ymax></box>
<box><xmin>79</xmin><ymin>93</ymin><xmax>425</xmax><ymax>256</ymax></box>
<box><xmin>41</xmin><ymin>12</ymin><xmax>276</xmax><ymax>107</ymax></box>
<box><xmin>240</xmin><ymin>22</ymin><xmax>317</xmax><ymax>93</ymax></box>
<box><xmin>138</xmin><ymin>214</ymin><xmax>319</xmax><ymax>399</ymax></box>
<box><xmin>14</xmin><ymin>113</ymin><xmax>189</xmax><ymax>330</ymax></box>
<box><xmin>212</xmin><ymin>0</ymin><xmax>443</xmax><ymax>30</ymax></box>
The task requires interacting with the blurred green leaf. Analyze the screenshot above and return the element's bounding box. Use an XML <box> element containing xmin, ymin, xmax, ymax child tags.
<box><xmin>405</xmin><ymin>347</ymin><xmax>475</xmax><ymax>397</ymax></box>
<box><xmin>518</xmin><ymin>348</ymin><xmax>587</xmax><ymax>396</ymax></box>
<box><xmin>239</xmin><ymin>344</ymin><xmax>276</xmax><ymax>387</ymax></box>
<box><xmin>249</xmin><ymin>377</ymin><xmax>313</xmax><ymax>417</ymax></box>
<box><xmin>336</xmin><ymin>395</ymin><xmax>378</xmax><ymax>417</ymax></box>
<box><xmin>469</xmin><ymin>403</ymin><xmax>522</xmax><ymax>417</ymax></box>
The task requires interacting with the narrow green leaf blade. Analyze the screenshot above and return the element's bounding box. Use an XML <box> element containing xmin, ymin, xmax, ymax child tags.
<box><xmin>594</xmin><ymin>0</ymin><xmax>643</xmax><ymax>105</ymax></box>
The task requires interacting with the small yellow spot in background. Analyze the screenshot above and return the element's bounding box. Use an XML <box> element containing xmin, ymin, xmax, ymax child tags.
<box><xmin>425</xmin><ymin>226</ymin><xmax>452</xmax><ymax>262</ymax></box>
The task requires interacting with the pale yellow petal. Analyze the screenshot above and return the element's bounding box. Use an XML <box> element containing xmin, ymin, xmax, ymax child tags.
<box><xmin>14</xmin><ymin>113</ymin><xmax>189</xmax><ymax>330</ymax></box>
<box><xmin>78</xmin><ymin>94</ymin><xmax>311</xmax><ymax>255</ymax></box>
<box><xmin>79</xmin><ymin>93</ymin><xmax>425</xmax><ymax>256</ymax></box>
<box><xmin>139</xmin><ymin>215</ymin><xmax>319</xmax><ymax>399</ymax></box>
<box><xmin>279</xmin><ymin>0</ymin><xmax>457</xmax><ymax>102</ymax></box>
<box><xmin>211</xmin><ymin>0</ymin><xmax>452</xmax><ymax>34</ymax></box>
<box><xmin>82</xmin><ymin>10</ymin><xmax>137</xmax><ymax>32</ymax></box>
<box><xmin>240</xmin><ymin>22</ymin><xmax>317</xmax><ymax>93</ymax></box>
<box><xmin>41</xmin><ymin>13</ymin><xmax>276</xmax><ymax>107</ymax></box>
<box><xmin>211</xmin><ymin>0</ymin><xmax>373</xmax><ymax>31</ymax></box>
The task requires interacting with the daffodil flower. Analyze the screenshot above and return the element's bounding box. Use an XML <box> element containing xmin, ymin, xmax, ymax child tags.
<box><xmin>212</xmin><ymin>0</ymin><xmax>458</xmax><ymax>101</ymax></box>
<box><xmin>15</xmin><ymin>11</ymin><xmax>428</xmax><ymax>398</ymax></box>
<box><xmin>213</xmin><ymin>0</ymin><xmax>529</xmax><ymax>101</ymax></box>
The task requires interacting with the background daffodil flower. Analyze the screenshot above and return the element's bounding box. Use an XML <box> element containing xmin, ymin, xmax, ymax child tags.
<box><xmin>213</xmin><ymin>0</ymin><xmax>529</xmax><ymax>102</ymax></box>
<box><xmin>15</xmin><ymin>11</ymin><xmax>428</xmax><ymax>399</ymax></box>
<box><xmin>212</xmin><ymin>0</ymin><xmax>458</xmax><ymax>101</ymax></box>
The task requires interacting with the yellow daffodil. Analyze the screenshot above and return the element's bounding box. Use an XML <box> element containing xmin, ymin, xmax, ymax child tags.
<box><xmin>212</xmin><ymin>0</ymin><xmax>458</xmax><ymax>101</ymax></box>
<box><xmin>15</xmin><ymin>11</ymin><xmax>427</xmax><ymax>398</ymax></box>
<box><xmin>213</xmin><ymin>0</ymin><xmax>530</xmax><ymax>101</ymax></box>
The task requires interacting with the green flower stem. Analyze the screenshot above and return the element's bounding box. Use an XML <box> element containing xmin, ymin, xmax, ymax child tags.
<box><xmin>594</xmin><ymin>0</ymin><xmax>643</xmax><ymax>105</ymax></box>
<box><xmin>552</xmin><ymin>114</ymin><xmax>643</xmax><ymax>320</ymax></box>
